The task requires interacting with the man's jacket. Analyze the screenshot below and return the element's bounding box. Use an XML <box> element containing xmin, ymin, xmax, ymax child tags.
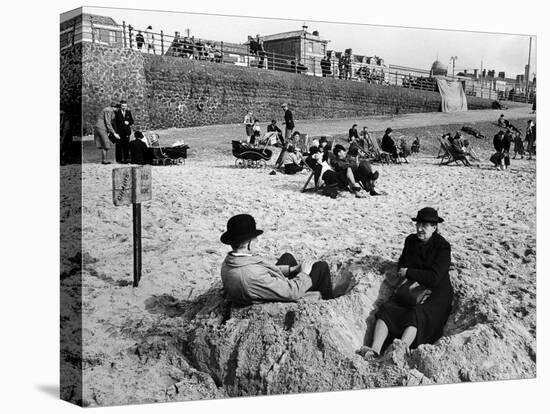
<box><xmin>221</xmin><ymin>254</ymin><xmax>311</xmax><ymax>305</ymax></box>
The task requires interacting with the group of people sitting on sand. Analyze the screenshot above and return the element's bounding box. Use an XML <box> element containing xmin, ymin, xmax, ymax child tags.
<box><xmin>220</xmin><ymin>206</ymin><xmax>453</xmax><ymax>357</ymax></box>
<box><xmin>275</xmin><ymin>133</ymin><xmax>383</xmax><ymax>198</ymax></box>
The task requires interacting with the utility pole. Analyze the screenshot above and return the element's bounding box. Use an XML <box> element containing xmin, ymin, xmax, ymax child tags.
<box><xmin>526</xmin><ymin>36</ymin><xmax>532</xmax><ymax>102</ymax></box>
<box><xmin>450</xmin><ymin>56</ymin><xmax>458</xmax><ymax>77</ymax></box>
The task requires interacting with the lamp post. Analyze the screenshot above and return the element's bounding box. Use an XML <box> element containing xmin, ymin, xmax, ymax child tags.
<box><xmin>450</xmin><ymin>56</ymin><xmax>458</xmax><ymax>77</ymax></box>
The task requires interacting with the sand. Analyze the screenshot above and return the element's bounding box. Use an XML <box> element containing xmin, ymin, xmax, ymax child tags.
<box><xmin>61</xmin><ymin>106</ymin><xmax>536</xmax><ymax>406</ymax></box>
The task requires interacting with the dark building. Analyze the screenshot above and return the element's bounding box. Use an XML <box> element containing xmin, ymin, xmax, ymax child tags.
<box><xmin>60</xmin><ymin>8</ymin><xmax>123</xmax><ymax>50</ymax></box>
<box><xmin>260</xmin><ymin>26</ymin><xmax>329</xmax><ymax>75</ymax></box>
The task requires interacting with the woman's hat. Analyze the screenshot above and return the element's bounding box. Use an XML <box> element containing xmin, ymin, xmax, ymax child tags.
<box><xmin>221</xmin><ymin>214</ymin><xmax>263</xmax><ymax>245</ymax></box>
<box><xmin>385</xmin><ymin>127</ymin><xmax>393</xmax><ymax>134</ymax></box>
<box><xmin>411</xmin><ymin>207</ymin><xmax>444</xmax><ymax>223</ymax></box>
<box><xmin>134</xmin><ymin>131</ymin><xmax>144</xmax><ymax>139</ymax></box>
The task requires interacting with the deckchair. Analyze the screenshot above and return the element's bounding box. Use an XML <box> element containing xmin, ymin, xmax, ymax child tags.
<box><xmin>301</xmin><ymin>161</ymin><xmax>322</xmax><ymax>192</ymax></box>
<box><xmin>366</xmin><ymin>132</ymin><xmax>392</xmax><ymax>164</ymax></box>
<box><xmin>437</xmin><ymin>137</ymin><xmax>469</xmax><ymax>166</ymax></box>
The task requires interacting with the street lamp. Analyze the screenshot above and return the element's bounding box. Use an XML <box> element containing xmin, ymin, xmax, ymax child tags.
<box><xmin>450</xmin><ymin>56</ymin><xmax>458</xmax><ymax>77</ymax></box>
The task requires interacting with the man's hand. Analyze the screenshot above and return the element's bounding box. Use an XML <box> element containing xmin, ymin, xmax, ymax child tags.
<box><xmin>114</xmin><ymin>133</ymin><xmax>120</xmax><ymax>139</ymax></box>
<box><xmin>397</xmin><ymin>267</ymin><xmax>408</xmax><ymax>278</ymax></box>
<box><xmin>300</xmin><ymin>260</ymin><xmax>314</xmax><ymax>275</ymax></box>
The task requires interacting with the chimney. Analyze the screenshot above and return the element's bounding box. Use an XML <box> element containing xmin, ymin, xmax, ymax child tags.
<box><xmin>498</xmin><ymin>71</ymin><xmax>505</xmax><ymax>79</ymax></box>
<box><xmin>474</xmin><ymin>69</ymin><xmax>478</xmax><ymax>78</ymax></box>
<box><xmin>464</xmin><ymin>69</ymin><xmax>468</xmax><ymax>75</ymax></box>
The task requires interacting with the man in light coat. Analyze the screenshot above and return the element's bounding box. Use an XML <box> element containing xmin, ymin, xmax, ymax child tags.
<box><xmin>220</xmin><ymin>214</ymin><xmax>334</xmax><ymax>305</ymax></box>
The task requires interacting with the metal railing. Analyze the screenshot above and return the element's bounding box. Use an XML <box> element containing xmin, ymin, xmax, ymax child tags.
<box><xmin>62</xmin><ymin>16</ymin><xmax>534</xmax><ymax>102</ymax></box>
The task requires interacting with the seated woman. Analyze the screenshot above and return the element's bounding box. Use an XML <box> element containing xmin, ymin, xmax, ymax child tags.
<box><xmin>220</xmin><ymin>214</ymin><xmax>336</xmax><ymax>305</ymax></box>
<box><xmin>359</xmin><ymin>207</ymin><xmax>453</xmax><ymax>357</ymax></box>
<box><xmin>399</xmin><ymin>138</ymin><xmax>411</xmax><ymax>162</ymax></box>
<box><xmin>447</xmin><ymin>133</ymin><xmax>472</xmax><ymax>166</ymax></box>
<box><xmin>381</xmin><ymin>128</ymin><xmax>400</xmax><ymax>161</ymax></box>
<box><xmin>266</xmin><ymin>119</ymin><xmax>284</xmax><ymax>146</ymax></box>
<box><xmin>281</xmin><ymin>144</ymin><xmax>304</xmax><ymax>174</ymax></box>
<box><xmin>411</xmin><ymin>136</ymin><xmax>420</xmax><ymax>154</ymax></box>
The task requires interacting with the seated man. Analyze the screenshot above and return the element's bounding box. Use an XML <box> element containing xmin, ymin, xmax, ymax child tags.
<box><xmin>220</xmin><ymin>214</ymin><xmax>336</xmax><ymax>305</ymax></box>
<box><xmin>497</xmin><ymin>114</ymin><xmax>506</xmax><ymax>127</ymax></box>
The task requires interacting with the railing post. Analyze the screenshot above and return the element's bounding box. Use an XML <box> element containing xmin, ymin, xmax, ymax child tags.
<box><xmin>313</xmin><ymin>56</ymin><xmax>316</xmax><ymax>76</ymax></box>
<box><xmin>160</xmin><ymin>30</ymin><xmax>164</xmax><ymax>54</ymax></box>
<box><xmin>90</xmin><ymin>16</ymin><xmax>95</xmax><ymax>43</ymax></box>
<box><xmin>128</xmin><ymin>25</ymin><xmax>133</xmax><ymax>49</ymax></box>
<box><xmin>123</xmin><ymin>21</ymin><xmax>127</xmax><ymax>48</ymax></box>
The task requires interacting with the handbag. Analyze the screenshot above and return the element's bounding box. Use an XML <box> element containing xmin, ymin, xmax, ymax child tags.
<box><xmin>394</xmin><ymin>279</ymin><xmax>431</xmax><ymax>306</ymax></box>
<box><xmin>108</xmin><ymin>133</ymin><xmax>120</xmax><ymax>144</ymax></box>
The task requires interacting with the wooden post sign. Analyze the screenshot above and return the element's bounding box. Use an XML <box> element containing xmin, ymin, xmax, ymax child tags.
<box><xmin>112</xmin><ymin>166</ymin><xmax>152</xmax><ymax>287</ymax></box>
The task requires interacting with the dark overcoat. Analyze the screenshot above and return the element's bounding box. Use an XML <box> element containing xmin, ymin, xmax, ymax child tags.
<box><xmin>376</xmin><ymin>232</ymin><xmax>454</xmax><ymax>348</ymax></box>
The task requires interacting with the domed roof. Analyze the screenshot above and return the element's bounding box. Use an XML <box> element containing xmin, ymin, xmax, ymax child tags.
<box><xmin>431</xmin><ymin>60</ymin><xmax>448</xmax><ymax>76</ymax></box>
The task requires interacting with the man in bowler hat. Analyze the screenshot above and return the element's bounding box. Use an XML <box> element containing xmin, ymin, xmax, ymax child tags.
<box><xmin>220</xmin><ymin>214</ymin><xmax>335</xmax><ymax>305</ymax></box>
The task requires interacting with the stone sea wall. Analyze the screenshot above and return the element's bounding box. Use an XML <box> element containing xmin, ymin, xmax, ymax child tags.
<box><xmin>60</xmin><ymin>43</ymin><xmax>494</xmax><ymax>135</ymax></box>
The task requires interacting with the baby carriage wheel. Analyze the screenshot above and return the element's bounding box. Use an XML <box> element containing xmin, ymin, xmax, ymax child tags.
<box><xmin>177</xmin><ymin>157</ymin><xmax>185</xmax><ymax>165</ymax></box>
<box><xmin>163</xmin><ymin>158</ymin><xmax>171</xmax><ymax>166</ymax></box>
<box><xmin>258</xmin><ymin>159</ymin><xmax>267</xmax><ymax>169</ymax></box>
<box><xmin>235</xmin><ymin>159</ymin><xmax>245</xmax><ymax>168</ymax></box>
<box><xmin>246</xmin><ymin>159</ymin><xmax>254</xmax><ymax>168</ymax></box>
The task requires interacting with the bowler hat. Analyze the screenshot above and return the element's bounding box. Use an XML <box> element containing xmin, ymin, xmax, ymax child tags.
<box><xmin>411</xmin><ymin>207</ymin><xmax>444</xmax><ymax>223</ymax></box>
<box><xmin>220</xmin><ymin>214</ymin><xmax>264</xmax><ymax>245</ymax></box>
<box><xmin>385</xmin><ymin>128</ymin><xmax>393</xmax><ymax>134</ymax></box>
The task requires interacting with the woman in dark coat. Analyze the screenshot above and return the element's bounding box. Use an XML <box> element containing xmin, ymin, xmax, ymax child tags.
<box><xmin>362</xmin><ymin>207</ymin><xmax>453</xmax><ymax>356</ymax></box>
<box><xmin>381</xmin><ymin>127</ymin><xmax>399</xmax><ymax>160</ymax></box>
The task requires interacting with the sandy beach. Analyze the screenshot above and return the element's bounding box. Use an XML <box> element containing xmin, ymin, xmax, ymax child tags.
<box><xmin>61</xmin><ymin>106</ymin><xmax>536</xmax><ymax>406</ymax></box>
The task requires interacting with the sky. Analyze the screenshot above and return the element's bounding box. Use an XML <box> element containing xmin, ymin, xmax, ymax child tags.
<box><xmin>80</xmin><ymin>5</ymin><xmax>537</xmax><ymax>79</ymax></box>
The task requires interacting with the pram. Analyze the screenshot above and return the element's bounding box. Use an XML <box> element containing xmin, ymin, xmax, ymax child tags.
<box><xmin>149</xmin><ymin>134</ymin><xmax>189</xmax><ymax>166</ymax></box>
<box><xmin>232</xmin><ymin>140</ymin><xmax>273</xmax><ymax>168</ymax></box>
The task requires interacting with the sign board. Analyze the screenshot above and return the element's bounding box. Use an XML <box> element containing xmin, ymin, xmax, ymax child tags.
<box><xmin>112</xmin><ymin>166</ymin><xmax>152</xmax><ymax>206</ymax></box>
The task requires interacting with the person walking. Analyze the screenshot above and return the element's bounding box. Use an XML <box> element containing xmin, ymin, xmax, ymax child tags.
<box><xmin>93</xmin><ymin>101</ymin><xmax>119</xmax><ymax>164</ymax></box>
<box><xmin>135</xmin><ymin>31</ymin><xmax>145</xmax><ymax>50</ymax></box>
<box><xmin>145</xmin><ymin>26</ymin><xmax>155</xmax><ymax>54</ymax></box>
<box><xmin>525</xmin><ymin>120</ymin><xmax>536</xmax><ymax>160</ymax></box>
<box><xmin>114</xmin><ymin>100</ymin><xmax>135</xmax><ymax>163</ymax></box>
<box><xmin>282</xmin><ymin>103</ymin><xmax>295</xmax><ymax>141</ymax></box>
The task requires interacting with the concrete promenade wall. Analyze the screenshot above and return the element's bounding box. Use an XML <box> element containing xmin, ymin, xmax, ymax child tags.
<box><xmin>61</xmin><ymin>44</ymin><xmax>494</xmax><ymax>135</ymax></box>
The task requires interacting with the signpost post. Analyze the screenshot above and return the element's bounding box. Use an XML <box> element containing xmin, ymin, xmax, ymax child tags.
<box><xmin>112</xmin><ymin>165</ymin><xmax>152</xmax><ymax>287</ymax></box>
